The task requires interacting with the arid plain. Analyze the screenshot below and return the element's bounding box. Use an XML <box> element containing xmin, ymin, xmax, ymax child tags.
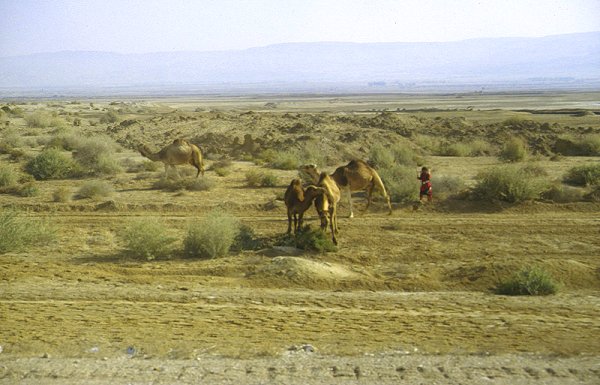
<box><xmin>1</xmin><ymin>93</ymin><xmax>599</xmax><ymax>384</ymax></box>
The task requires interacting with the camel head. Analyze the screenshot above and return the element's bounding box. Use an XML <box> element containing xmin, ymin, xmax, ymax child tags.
<box><xmin>299</xmin><ymin>164</ymin><xmax>320</xmax><ymax>183</ymax></box>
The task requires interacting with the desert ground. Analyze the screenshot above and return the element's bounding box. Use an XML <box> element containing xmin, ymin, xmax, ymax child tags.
<box><xmin>1</xmin><ymin>92</ymin><xmax>599</xmax><ymax>384</ymax></box>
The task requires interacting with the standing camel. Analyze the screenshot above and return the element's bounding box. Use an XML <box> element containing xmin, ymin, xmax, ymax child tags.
<box><xmin>313</xmin><ymin>172</ymin><xmax>341</xmax><ymax>245</ymax></box>
<box><xmin>138</xmin><ymin>139</ymin><xmax>205</xmax><ymax>178</ymax></box>
<box><xmin>300</xmin><ymin>160</ymin><xmax>392</xmax><ymax>217</ymax></box>
<box><xmin>284</xmin><ymin>179</ymin><xmax>327</xmax><ymax>234</ymax></box>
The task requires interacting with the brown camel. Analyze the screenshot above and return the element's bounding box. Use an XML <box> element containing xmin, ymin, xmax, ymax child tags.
<box><xmin>284</xmin><ymin>179</ymin><xmax>326</xmax><ymax>234</ymax></box>
<box><xmin>300</xmin><ymin>164</ymin><xmax>341</xmax><ymax>245</ymax></box>
<box><xmin>312</xmin><ymin>171</ymin><xmax>341</xmax><ymax>245</ymax></box>
<box><xmin>300</xmin><ymin>160</ymin><xmax>392</xmax><ymax>218</ymax></box>
<box><xmin>138</xmin><ymin>139</ymin><xmax>205</xmax><ymax>178</ymax></box>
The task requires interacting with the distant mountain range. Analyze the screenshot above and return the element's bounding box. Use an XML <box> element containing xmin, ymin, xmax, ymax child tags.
<box><xmin>1</xmin><ymin>32</ymin><xmax>599</xmax><ymax>95</ymax></box>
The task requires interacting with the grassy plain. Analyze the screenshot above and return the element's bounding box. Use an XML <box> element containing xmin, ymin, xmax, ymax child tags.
<box><xmin>1</xmin><ymin>92</ymin><xmax>599</xmax><ymax>383</ymax></box>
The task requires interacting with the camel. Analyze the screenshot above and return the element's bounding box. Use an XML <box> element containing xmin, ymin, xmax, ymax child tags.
<box><xmin>312</xmin><ymin>171</ymin><xmax>341</xmax><ymax>245</ymax></box>
<box><xmin>300</xmin><ymin>160</ymin><xmax>392</xmax><ymax>218</ymax></box>
<box><xmin>138</xmin><ymin>139</ymin><xmax>205</xmax><ymax>178</ymax></box>
<box><xmin>284</xmin><ymin>179</ymin><xmax>326</xmax><ymax>234</ymax></box>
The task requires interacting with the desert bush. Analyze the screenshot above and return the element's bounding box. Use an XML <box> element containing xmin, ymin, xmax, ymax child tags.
<box><xmin>120</xmin><ymin>218</ymin><xmax>177</xmax><ymax>260</ymax></box>
<box><xmin>99</xmin><ymin>110</ymin><xmax>119</xmax><ymax>124</ymax></box>
<box><xmin>25</xmin><ymin>148</ymin><xmax>78</xmax><ymax>180</ymax></box>
<box><xmin>0</xmin><ymin>165</ymin><xmax>19</xmax><ymax>189</ymax></box>
<box><xmin>76</xmin><ymin>181</ymin><xmax>113</xmax><ymax>200</ymax></box>
<box><xmin>245</xmin><ymin>169</ymin><xmax>278</xmax><ymax>187</ymax></box>
<box><xmin>554</xmin><ymin>134</ymin><xmax>600</xmax><ymax>156</ymax></box>
<box><xmin>15</xmin><ymin>182</ymin><xmax>39</xmax><ymax>197</ymax></box>
<box><xmin>0</xmin><ymin>209</ymin><xmax>56</xmax><ymax>253</ymax></box>
<box><xmin>563</xmin><ymin>164</ymin><xmax>600</xmax><ymax>186</ymax></box>
<box><xmin>52</xmin><ymin>187</ymin><xmax>72</xmax><ymax>202</ymax></box>
<box><xmin>541</xmin><ymin>184</ymin><xmax>584</xmax><ymax>203</ymax></box>
<box><xmin>25</xmin><ymin>110</ymin><xmax>65</xmax><ymax>128</ymax></box>
<box><xmin>472</xmin><ymin>165</ymin><xmax>549</xmax><ymax>203</ymax></box>
<box><xmin>72</xmin><ymin>135</ymin><xmax>123</xmax><ymax>176</ymax></box>
<box><xmin>495</xmin><ymin>266</ymin><xmax>559</xmax><ymax>296</ymax></box>
<box><xmin>152</xmin><ymin>176</ymin><xmax>215</xmax><ymax>191</ymax></box>
<box><xmin>184</xmin><ymin>210</ymin><xmax>240</xmax><ymax>258</ymax></box>
<box><xmin>1</xmin><ymin>127</ymin><xmax>24</xmax><ymax>149</ymax></box>
<box><xmin>231</xmin><ymin>223</ymin><xmax>264</xmax><ymax>251</ymax></box>
<box><xmin>378</xmin><ymin>165</ymin><xmax>419</xmax><ymax>203</ymax></box>
<box><xmin>293</xmin><ymin>225</ymin><xmax>337</xmax><ymax>253</ymax></box>
<box><xmin>431</xmin><ymin>174</ymin><xmax>466</xmax><ymax>198</ymax></box>
<box><xmin>211</xmin><ymin>159</ymin><xmax>233</xmax><ymax>177</ymax></box>
<box><xmin>469</xmin><ymin>139</ymin><xmax>495</xmax><ymax>156</ymax></box>
<box><xmin>369</xmin><ymin>144</ymin><xmax>396</xmax><ymax>169</ymax></box>
<box><xmin>499</xmin><ymin>137</ymin><xmax>528</xmax><ymax>162</ymax></box>
<box><xmin>269</xmin><ymin>150</ymin><xmax>299</xmax><ymax>170</ymax></box>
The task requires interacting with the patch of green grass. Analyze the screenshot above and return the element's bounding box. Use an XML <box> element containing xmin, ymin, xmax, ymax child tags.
<box><xmin>0</xmin><ymin>209</ymin><xmax>56</xmax><ymax>253</ymax></box>
<box><xmin>495</xmin><ymin>266</ymin><xmax>559</xmax><ymax>296</ymax></box>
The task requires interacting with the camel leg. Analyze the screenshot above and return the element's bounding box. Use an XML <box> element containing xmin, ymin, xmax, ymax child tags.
<box><xmin>365</xmin><ymin>185</ymin><xmax>374</xmax><ymax>212</ymax></box>
<box><xmin>330</xmin><ymin>208</ymin><xmax>338</xmax><ymax>245</ymax></box>
<box><xmin>346</xmin><ymin>189</ymin><xmax>354</xmax><ymax>218</ymax></box>
<box><xmin>287</xmin><ymin>211</ymin><xmax>293</xmax><ymax>234</ymax></box>
<box><xmin>298</xmin><ymin>212</ymin><xmax>304</xmax><ymax>232</ymax></box>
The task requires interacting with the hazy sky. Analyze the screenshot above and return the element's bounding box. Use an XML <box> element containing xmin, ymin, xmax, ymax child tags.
<box><xmin>1</xmin><ymin>0</ymin><xmax>599</xmax><ymax>57</ymax></box>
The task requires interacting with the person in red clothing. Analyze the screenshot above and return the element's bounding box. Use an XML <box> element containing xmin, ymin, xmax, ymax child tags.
<box><xmin>418</xmin><ymin>166</ymin><xmax>432</xmax><ymax>202</ymax></box>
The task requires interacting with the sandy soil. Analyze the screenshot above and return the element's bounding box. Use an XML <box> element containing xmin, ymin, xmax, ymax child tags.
<box><xmin>1</xmin><ymin>97</ymin><xmax>600</xmax><ymax>384</ymax></box>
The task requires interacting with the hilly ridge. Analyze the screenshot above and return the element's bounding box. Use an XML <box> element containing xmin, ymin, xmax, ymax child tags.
<box><xmin>1</xmin><ymin>32</ymin><xmax>599</xmax><ymax>94</ymax></box>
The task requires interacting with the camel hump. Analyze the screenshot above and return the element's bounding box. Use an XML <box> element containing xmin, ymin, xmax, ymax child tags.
<box><xmin>173</xmin><ymin>138</ymin><xmax>188</xmax><ymax>145</ymax></box>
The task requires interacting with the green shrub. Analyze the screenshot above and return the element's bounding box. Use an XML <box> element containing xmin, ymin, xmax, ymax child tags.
<box><xmin>563</xmin><ymin>164</ymin><xmax>600</xmax><ymax>186</ymax></box>
<box><xmin>369</xmin><ymin>144</ymin><xmax>396</xmax><ymax>169</ymax></box>
<box><xmin>1</xmin><ymin>127</ymin><xmax>24</xmax><ymax>149</ymax></box>
<box><xmin>120</xmin><ymin>218</ymin><xmax>177</xmax><ymax>260</ymax></box>
<box><xmin>25</xmin><ymin>148</ymin><xmax>78</xmax><ymax>180</ymax></box>
<box><xmin>25</xmin><ymin>110</ymin><xmax>65</xmax><ymax>128</ymax></box>
<box><xmin>0</xmin><ymin>209</ymin><xmax>56</xmax><ymax>253</ymax></box>
<box><xmin>211</xmin><ymin>159</ymin><xmax>233</xmax><ymax>177</ymax></box>
<box><xmin>499</xmin><ymin>137</ymin><xmax>528</xmax><ymax>162</ymax></box>
<box><xmin>554</xmin><ymin>134</ymin><xmax>600</xmax><ymax>156</ymax></box>
<box><xmin>0</xmin><ymin>165</ymin><xmax>19</xmax><ymax>188</ymax></box>
<box><xmin>378</xmin><ymin>165</ymin><xmax>419</xmax><ymax>203</ymax></box>
<box><xmin>441</xmin><ymin>142</ymin><xmax>472</xmax><ymax>157</ymax></box>
<box><xmin>245</xmin><ymin>169</ymin><xmax>278</xmax><ymax>187</ymax></box>
<box><xmin>431</xmin><ymin>174</ymin><xmax>466</xmax><ymax>198</ymax></box>
<box><xmin>231</xmin><ymin>224</ymin><xmax>264</xmax><ymax>251</ymax></box>
<box><xmin>72</xmin><ymin>135</ymin><xmax>123</xmax><ymax>176</ymax></box>
<box><xmin>184</xmin><ymin>210</ymin><xmax>240</xmax><ymax>258</ymax></box>
<box><xmin>472</xmin><ymin>165</ymin><xmax>549</xmax><ymax>203</ymax></box>
<box><xmin>15</xmin><ymin>182</ymin><xmax>39</xmax><ymax>197</ymax></box>
<box><xmin>270</xmin><ymin>150</ymin><xmax>299</xmax><ymax>170</ymax></box>
<box><xmin>541</xmin><ymin>184</ymin><xmax>584</xmax><ymax>203</ymax></box>
<box><xmin>293</xmin><ymin>225</ymin><xmax>337</xmax><ymax>253</ymax></box>
<box><xmin>76</xmin><ymin>181</ymin><xmax>114</xmax><ymax>200</ymax></box>
<box><xmin>99</xmin><ymin>110</ymin><xmax>119</xmax><ymax>124</ymax></box>
<box><xmin>52</xmin><ymin>187</ymin><xmax>72</xmax><ymax>202</ymax></box>
<box><xmin>495</xmin><ymin>266</ymin><xmax>559</xmax><ymax>296</ymax></box>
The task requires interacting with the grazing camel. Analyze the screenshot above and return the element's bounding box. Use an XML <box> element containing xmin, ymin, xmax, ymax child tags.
<box><xmin>284</xmin><ymin>179</ymin><xmax>326</xmax><ymax>234</ymax></box>
<box><xmin>300</xmin><ymin>160</ymin><xmax>392</xmax><ymax>217</ymax></box>
<box><xmin>138</xmin><ymin>139</ymin><xmax>205</xmax><ymax>178</ymax></box>
<box><xmin>313</xmin><ymin>171</ymin><xmax>341</xmax><ymax>245</ymax></box>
